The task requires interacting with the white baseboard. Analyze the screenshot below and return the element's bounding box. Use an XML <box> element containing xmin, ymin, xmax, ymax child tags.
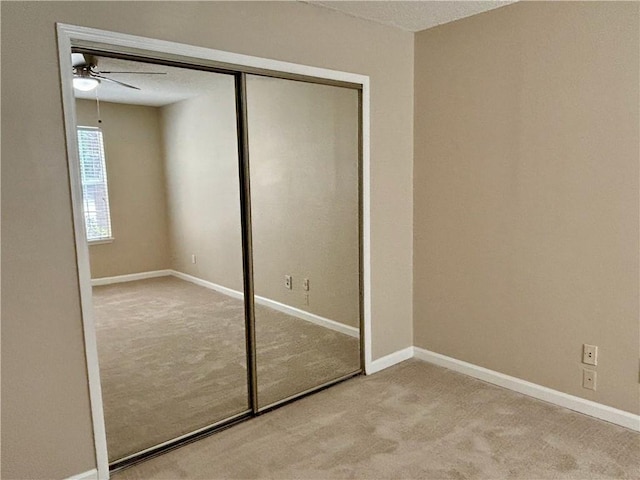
<box><xmin>171</xmin><ymin>270</ymin><xmax>358</xmax><ymax>338</ymax></box>
<box><xmin>91</xmin><ymin>269</ymin><xmax>171</xmax><ymax>286</ymax></box>
<box><xmin>92</xmin><ymin>270</ymin><xmax>637</xmax><ymax>432</ymax></box>
<box><xmin>66</xmin><ymin>469</ymin><xmax>99</xmax><ymax>480</ymax></box>
<box><xmin>413</xmin><ymin>347</ymin><xmax>640</xmax><ymax>432</ymax></box>
<box><xmin>170</xmin><ymin>270</ymin><xmax>244</xmax><ymax>300</ymax></box>
<box><xmin>91</xmin><ymin>269</ymin><xmax>359</xmax><ymax>337</ymax></box>
<box><xmin>253</xmin><ymin>294</ymin><xmax>359</xmax><ymax>338</ymax></box>
<box><xmin>367</xmin><ymin>346</ymin><xmax>414</xmax><ymax>374</ymax></box>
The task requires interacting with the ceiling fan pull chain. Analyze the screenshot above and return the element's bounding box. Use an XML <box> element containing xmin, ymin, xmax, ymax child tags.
<box><xmin>95</xmin><ymin>89</ymin><xmax>102</xmax><ymax>125</ymax></box>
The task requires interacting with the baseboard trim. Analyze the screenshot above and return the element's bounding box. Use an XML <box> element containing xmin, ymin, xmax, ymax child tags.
<box><xmin>91</xmin><ymin>269</ymin><xmax>359</xmax><ymax>337</ymax></box>
<box><xmin>91</xmin><ymin>270</ymin><xmax>171</xmax><ymax>286</ymax></box>
<box><xmin>367</xmin><ymin>346</ymin><xmax>414</xmax><ymax>374</ymax></box>
<box><xmin>413</xmin><ymin>347</ymin><xmax>640</xmax><ymax>432</ymax></box>
<box><xmin>66</xmin><ymin>469</ymin><xmax>99</xmax><ymax>480</ymax></box>
<box><xmin>170</xmin><ymin>270</ymin><xmax>244</xmax><ymax>300</ymax></box>
<box><xmin>92</xmin><ymin>271</ymin><xmax>636</xmax><ymax>431</ymax></box>
<box><xmin>170</xmin><ymin>270</ymin><xmax>358</xmax><ymax>338</ymax></box>
<box><xmin>253</xmin><ymin>294</ymin><xmax>359</xmax><ymax>338</ymax></box>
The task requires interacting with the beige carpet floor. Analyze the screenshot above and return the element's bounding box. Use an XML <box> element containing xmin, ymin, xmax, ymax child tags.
<box><xmin>93</xmin><ymin>276</ymin><xmax>360</xmax><ymax>461</ymax></box>
<box><xmin>112</xmin><ymin>360</ymin><xmax>639</xmax><ymax>479</ymax></box>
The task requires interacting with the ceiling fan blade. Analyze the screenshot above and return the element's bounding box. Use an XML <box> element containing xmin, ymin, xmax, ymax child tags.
<box><xmin>94</xmin><ymin>74</ymin><xmax>141</xmax><ymax>90</ymax></box>
<box><xmin>98</xmin><ymin>71</ymin><xmax>167</xmax><ymax>75</ymax></box>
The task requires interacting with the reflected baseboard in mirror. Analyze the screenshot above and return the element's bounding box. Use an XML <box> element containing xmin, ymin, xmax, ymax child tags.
<box><xmin>93</xmin><ymin>272</ymin><xmax>360</xmax><ymax>459</ymax></box>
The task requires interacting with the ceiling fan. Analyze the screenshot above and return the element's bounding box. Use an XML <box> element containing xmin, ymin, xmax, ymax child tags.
<box><xmin>72</xmin><ymin>53</ymin><xmax>166</xmax><ymax>92</ymax></box>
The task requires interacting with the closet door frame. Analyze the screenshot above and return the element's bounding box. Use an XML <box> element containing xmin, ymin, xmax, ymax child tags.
<box><xmin>57</xmin><ymin>23</ymin><xmax>371</xmax><ymax>480</ymax></box>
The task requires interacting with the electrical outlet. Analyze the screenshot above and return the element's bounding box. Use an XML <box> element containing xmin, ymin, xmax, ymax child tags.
<box><xmin>191</xmin><ymin>254</ymin><xmax>197</xmax><ymax>264</ymax></box>
<box><xmin>284</xmin><ymin>275</ymin><xmax>292</xmax><ymax>290</ymax></box>
<box><xmin>583</xmin><ymin>344</ymin><xmax>598</xmax><ymax>366</ymax></box>
<box><xmin>303</xmin><ymin>278</ymin><xmax>310</xmax><ymax>291</ymax></box>
<box><xmin>583</xmin><ymin>369</ymin><xmax>597</xmax><ymax>390</ymax></box>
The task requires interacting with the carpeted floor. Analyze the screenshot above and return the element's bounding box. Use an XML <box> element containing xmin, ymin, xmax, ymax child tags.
<box><xmin>93</xmin><ymin>276</ymin><xmax>360</xmax><ymax>461</ymax></box>
<box><xmin>112</xmin><ymin>360</ymin><xmax>639</xmax><ymax>479</ymax></box>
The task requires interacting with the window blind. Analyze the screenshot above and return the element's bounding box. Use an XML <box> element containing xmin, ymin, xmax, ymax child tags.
<box><xmin>77</xmin><ymin>127</ymin><xmax>113</xmax><ymax>242</ymax></box>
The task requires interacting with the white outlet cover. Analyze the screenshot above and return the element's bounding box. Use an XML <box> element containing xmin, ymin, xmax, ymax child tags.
<box><xmin>583</xmin><ymin>344</ymin><xmax>598</xmax><ymax>366</ymax></box>
<box><xmin>583</xmin><ymin>369</ymin><xmax>597</xmax><ymax>390</ymax></box>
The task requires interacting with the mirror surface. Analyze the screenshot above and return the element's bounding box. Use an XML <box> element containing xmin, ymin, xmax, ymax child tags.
<box><xmin>246</xmin><ymin>75</ymin><xmax>361</xmax><ymax>409</ymax></box>
<box><xmin>75</xmin><ymin>55</ymin><xmax>249</xmax><ymax>461</ymax></box>
<box><xmin>73</xmin><ymin>55</ymin><xmax>363</xmax><ymax>460</ymax></box>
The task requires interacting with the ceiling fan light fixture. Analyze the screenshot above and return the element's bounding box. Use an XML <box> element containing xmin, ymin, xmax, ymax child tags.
<box><xmin>73</xmin><ymin>76</ymin><xmax>100</xmax><ymax>91</ymax></box>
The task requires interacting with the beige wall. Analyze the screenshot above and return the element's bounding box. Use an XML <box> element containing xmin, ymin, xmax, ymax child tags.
<box><xmin>75</xmin><ymin>100</ymin><xmax>171</xmax><ymax>278</ymax></box>
<box><xmin>160</xmin><ymin>78</ymin><xmax>245</xmax><ymax>293</ymax></box>
<box><xmin>247</xmin><ymin>77</ymin><xmax>360</xmax><ymax>328</ymax></box>
<box><xmin>162</xmin><ymin>77</ymin><xmax>359</xmax><ymax>328</ymax></box>
<box><xmin>3</xmin><ymin>1</ymin><xmax>639</xmax><ymax>479</ymax></box>
<box><xmin>414</xmin><ymin>2</ymin><xmax>639</xmax><ymax>414</ymax></box>
<box><xmin>1</xmin><ymin>2</ymin><xmax>413</xmax><ymax>478</ymax></box>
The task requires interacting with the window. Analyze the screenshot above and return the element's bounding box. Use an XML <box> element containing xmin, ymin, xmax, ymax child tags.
<box><xmin>77</xmin><ymin>127</ymin><xmax>113</xmax><ymax>242</ymax></box>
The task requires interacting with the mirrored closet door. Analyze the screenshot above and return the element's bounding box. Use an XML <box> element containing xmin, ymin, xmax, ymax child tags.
<box><xmin>73</xmin><ymin>54</ymin><xmax>251</xmax><ymax>464</ymax></box>
<box><xmin>246</xmin><ymin>75</ymin><xmax>362</xmax><ymax>409</ymax></box>
<box><xmin>68</xmin><ymin>48</ymin><xmax>363</xmax><ymax>472</ymax></box>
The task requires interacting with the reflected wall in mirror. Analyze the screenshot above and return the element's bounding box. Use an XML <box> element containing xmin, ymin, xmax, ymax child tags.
<box><xmin>246</xmin><ymin>75</ymin><xmax>361</xmax><ymax>408</ymax></box>
<box><xmin>75</xmin><ymin>56</ymin><xmax>249</xmax><ymax>462</ymax></box>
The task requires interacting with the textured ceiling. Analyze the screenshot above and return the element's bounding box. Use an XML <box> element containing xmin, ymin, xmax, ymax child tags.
<box><xmin>307</xmin><ymin>1</ymin><xmax>517</xmax><ymax>32</ymax></box>
<box><xmin>74</xmin><ymin>56</ymin><xmax>233</xmax><ymax>107</ymax></box>
<box><xmin>75</xmin><ymin>2</ymin><xmax>518</xmax><ymax>105</ymax></box>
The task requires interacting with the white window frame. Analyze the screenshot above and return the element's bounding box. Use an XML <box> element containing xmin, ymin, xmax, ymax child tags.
<box><xmin>77</xmin><ymin>126</ymin><xmax>114</xmax><ymax>244</ymax></box>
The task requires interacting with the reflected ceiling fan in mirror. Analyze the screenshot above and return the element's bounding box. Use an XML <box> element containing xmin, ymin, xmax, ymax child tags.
<box><xmin>72</xmin><ymin>53</ymin><xmax>166</xmax><ymax>91</ymax></box>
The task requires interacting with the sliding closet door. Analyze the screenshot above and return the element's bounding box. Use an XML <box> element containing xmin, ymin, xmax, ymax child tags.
<box><xmin>158</xmin><ymin>71</ymin><xmax>250</xmax><ymax>432</ymax></box>
<box><xmin>81</xmin><ymin>57</ymin><xmax>250</xmax><ymax>463</ymax></box>
<box><xmin>245</xmin><ymin>75</ymin><xmax>361</xmax><ymax>409</ymax></box>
